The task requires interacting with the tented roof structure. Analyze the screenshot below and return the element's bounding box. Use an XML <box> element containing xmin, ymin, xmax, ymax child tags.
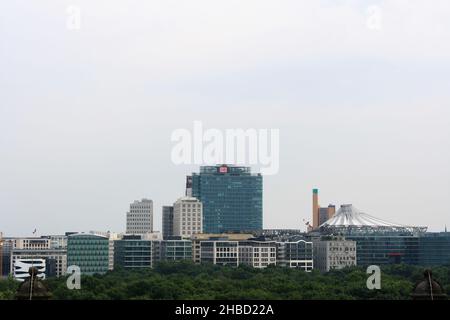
<box><xmin>319</xmin><ymin>204</ymin><xmax>427</xmax><ymax>234</ymax></box>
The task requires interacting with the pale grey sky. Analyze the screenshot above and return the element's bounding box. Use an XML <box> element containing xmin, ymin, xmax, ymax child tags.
<box><xmin>1</xmin><ymin>0</ymin><xmax>449</xmax><ymax>236</ymax></box>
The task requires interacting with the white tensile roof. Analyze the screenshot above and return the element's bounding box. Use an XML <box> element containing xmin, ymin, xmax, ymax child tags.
<box><xmin>320</xmin><ymin>204</ymin><xmax>406</xmax><ymax>228</ymax></box>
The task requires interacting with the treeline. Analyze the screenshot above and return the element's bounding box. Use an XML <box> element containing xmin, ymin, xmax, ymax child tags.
<box><xmin>1</xmin><ymin>262</ymin><xmax>450</xmax><ymax>300</ymax></box>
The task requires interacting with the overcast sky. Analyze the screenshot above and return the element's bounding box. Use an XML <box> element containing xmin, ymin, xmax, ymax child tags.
<box><xmin>1</xmin><ymin>0</ymin><xmax>449</xmax><ymax>236</ymax></box>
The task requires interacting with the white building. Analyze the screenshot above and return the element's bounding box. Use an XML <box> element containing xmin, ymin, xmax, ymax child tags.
<box><xmin>173</xmin><ymin>197</ymin><xmax>203</xmax><ymax>238</ymax></box>
<box><xmin>200</xmin><ymin>240</ymin><xmax>239</xmax><ymax>267</ymax></box>
<box><xmin>126</xmin><ymin>199</ymin><xmax>153</xmax><ymax>235</ymax></box>
<box><xmin>13</xmin><ymin>258</ymin><xmax>46</xmax><ymax>282</ymax></box>
<box><xmin>48</xmin><ymin>235</ymin><xmax>68</xmax><ymax>250</ymax></box>
<box><xmin>12</xmin><ymin>237</ymin><xmax>51</xmax><ymax>250</ymax></box>
<box><xmin>10</xmin><ymin>237</ymin><xmax>67</xmax><ymax>278</ymax></box>
<box><xmin>191</xmin><ymin>233</ymin><xmax>253</xmax><ymax>264</ymax></box>
<box><xmin>313</xmin><ymin>236</ymin><xmax>357</xmax><ymax>272</ymax></box>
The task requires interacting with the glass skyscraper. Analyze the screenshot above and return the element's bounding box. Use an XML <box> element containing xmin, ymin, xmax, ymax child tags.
<box><xmin>187</xmin><ymin>164</ymin><xmax>263</xmax><ymax>233</ymax></box>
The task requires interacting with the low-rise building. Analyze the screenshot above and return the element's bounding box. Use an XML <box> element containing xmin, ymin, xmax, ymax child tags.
<box><xmin>160</xmin><ymin>237</ymin><xmax>192</xmax><ymax>261</ymax></box>
<box><xmin>200</xmin><ymin>240</ymin><xmax>239</xmax><ymax>267</ymax></box>
<box><xmin>8</xmin><ymin>237</ymin><xmax>67</xmax><ymax>278</ymax></box>
<box><xmin>313</xmin><ymin>236</ymin><xmax>357</xmax><ymax>272</ymax></box>
<box><xmin>11</xmin><ymin>248</ymin><xmax>67</xmax><ymax>278</ymax></box>
<box><xmin>114</xmin><ymin>235</ymin><xmax>153</xmax><ymax>269</ymax></box>
<box><xmin>13</xmin><ymin>258</ymin><xmax>46</xmax><ymax>281</ymax></box>
<box><xmin>239</xmin><ymin>240</ymin><xmax>277</xmax><ymax>268</ymax></box>
<box><xmin>418</xmin><ymin>232</ymin><xmax>450</xmax><ymax>266</ymax></box>
<box><xmin>191</xmin><ymin>233</ymin><xmax>253</xmax><ymax>264</ymax></box>
<box><xmin>276</xmin><ymin>238</ymin><xmax>314</xmax><ymax>271</ymax></box>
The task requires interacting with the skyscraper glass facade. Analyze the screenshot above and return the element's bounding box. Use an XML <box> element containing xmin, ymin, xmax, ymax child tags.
<box><xmin>190</xmin><ymin>165</ymin><xmax>263</xmax><ymax>233</ymax></box>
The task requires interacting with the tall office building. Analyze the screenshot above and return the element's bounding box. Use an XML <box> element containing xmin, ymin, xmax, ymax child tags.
<box><xmin>312</xmin><ymin>189</ymin><xmax>335</xmax><ymax>229</ymax></box>
<box><xmin>162</xmin><ymin>206</ymin><xmax>174</xmax><ymax>240</ymax></box>
<box><xmin>173</xmin><ymin>197</ymin><xmax>203</xmax><ymax>238</ymax></box>
<box><xmin>188</xmin><ymin>164</ymin><xmax>263</xmax><ymax>233</ymax></box>
<box><xmin>126</xmin><ymin>199</ymin><xmax>153</xmax><ymax>235</ymax></box>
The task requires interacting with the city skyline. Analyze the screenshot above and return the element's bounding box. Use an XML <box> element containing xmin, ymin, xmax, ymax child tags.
<box><xmin>2</xmin><ymin>1</ymin><xmax>450</xmax><ymax>236</ymax></box>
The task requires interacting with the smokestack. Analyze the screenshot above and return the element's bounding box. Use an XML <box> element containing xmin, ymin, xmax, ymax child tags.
<box><xmin>312</xmin><ymin>189</ymin><xmax>319</xmax><ymax>229</ymax></box>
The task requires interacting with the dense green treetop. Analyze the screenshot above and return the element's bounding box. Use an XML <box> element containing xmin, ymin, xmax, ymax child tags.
<box><xmin>1</xmin><ymin>262</ymin><xmax>449</xmax><ymax>300</ymax></box>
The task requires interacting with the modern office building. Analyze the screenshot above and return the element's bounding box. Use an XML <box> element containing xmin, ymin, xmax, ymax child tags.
<box><xmin>67</xmin><ymin>233</ymin><xmax>109</xmax><ymax>275</ymax></box>
<box><xmin>114</xmin><ymin>235</ymin><xmax>153</xmax><ymax>269</ymax></box>
<box><xmin>188</xmin><ymin>165</ymin><xmax>263</xmax><ymax>233</ymax></box>
<box><xmin>13</xmin><ymin>258</ymin><xmax>46</xmax><ymax>281</ymax></box>
<box><xmin>115</xmin><ymin>235</ymin><xmax>192</xmax><ymax>269</ymax></box>
<box><xmin>319</xmin><ymin>204</ymin><xmax>427</xmax><ymax>266</ymax></box>
<box><xmin>10</xmin><ymin>248</ymin><xmax>67</xmax><ymax>278</ymax></box>
<box><xmin>418</xmin><ymin>232</ymin><xmax>450</xmax><ymax>266</ymax></box>
<box><xmin>200</xmin><ymin>240</ymin><xmax>239</xmax><ymax>267</ymax></box>
<box><xmin>7</xmin><ymin>237</ymin><xmax>67</xmax><ymax>278</ymax></box>
<box><xmin>348</xmin><ymin>234</ymin><xmax>420</xmax><ymax>266</ymax></box>
<box><xmin>313</xmin><ymin>236</ymin><xmax>357</xmax><ymax>272</ymax></box>
<box><xmin>276</xmin><ymin>239</ymin><xmax>314</xmax><ymax>271</ymax></box>
<box><xmin>89</xmin><ymin>231</ymin><xmax>123</xmax><ymax>271</ymax></box>
<box><xmin>191</xmin><ymin>233</ymin><xmax>254</xmax><ymax>264</ymax></box>
<box><xmin>239</xmin><ymin>240</ymin><xmax>277</xmax><ymax>268</ymax></box>
<box><xmin>159</xmin><ymin>237</ymin><xmax>192</xmax><ymax>261</ymax></box>
<box><xmin>12</xmin><ymin>237</ymin><xmax>51</xmax><ymax>250</ymax></box>
<box><xmin>1</xmin><ymin>239</ymin><xmax>12</xmax><ymax>277</ymax></box>
<box><xmin>108</xmin><ymin>233</ymin><xmax>122</xmax><ymax>271</ymax></box>
<box><xmin>126</xmin><ymin>199</ymin><xmax>153</xmax><ymax>235</ymax></box>
<box><xmin>173</xmin><ymin>197</ymin><xmax>203</xmax><ymax>238</ymax></box>
<box><xmin>162</xmin><ymin>206</ymin><xmax>174</xmax><ymax>240</ymax></box>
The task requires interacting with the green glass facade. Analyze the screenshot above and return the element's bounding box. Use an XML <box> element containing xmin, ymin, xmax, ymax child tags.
<box><xmin>161</xmin><ymin>240</ymin><xmax>192</xmax><ymax>261</ymax></box>
<box><xmin>419</xmin><ymin>232</ymin><xmax>450</xmax><ymax>266</ymax></box>
<box><xmin>346</xmin><ymin>234</ymin><xmax>420</xmax><ymax>266</ymax></box>
<box><xmin>190</xmin><ymin>165</ymin><xmax>263</xmax><ymax>233</ymax></box>
<box><xmin>67</xmin><ymin>234</ymin><xmax>109</xmax><ymax>275</ymax></box>
<box><xmin>114</xmin><ymin>238</ymin><xmax>153</xmax><ymax>269</ymax></box>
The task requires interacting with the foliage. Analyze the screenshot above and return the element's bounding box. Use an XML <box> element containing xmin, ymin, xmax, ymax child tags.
<box><xmin>1</xmin><ymin>262</ymin><xmax>449</xmax><ymax>300</ymax></box>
